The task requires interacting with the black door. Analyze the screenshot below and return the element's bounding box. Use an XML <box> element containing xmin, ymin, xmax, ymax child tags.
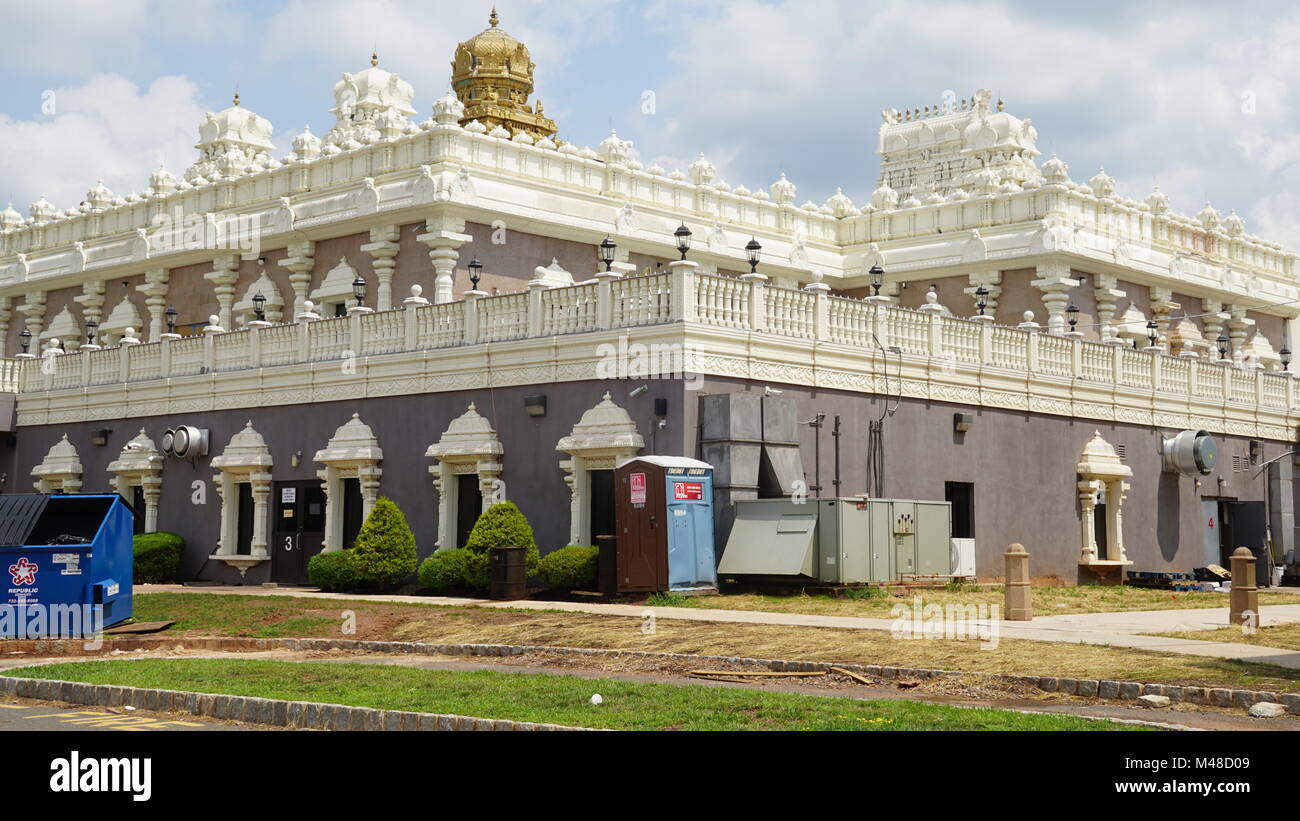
<box><xmin>455</xmin><ymin>473</ymin><xmax>482</xmax><ymax>549</ymax></box>
<box><xmin>236</xmin><ymin>483</ymin><xmax>254</xmax><ymax>555</ymax></box>
<box><xmin>272</xmin><ymin>481</ymin><xmax>327</xmax><ymax>584</ymax></box>
<box><xmin>342</xmin><ymin>478</ymin><xmax>363</xmax><ymax>549</ymax></box>
<box><xmin>1222</xmin><ymin>500</ymin><xmax>1267</xmax><ymax>583</ymax></box>
<box><xmin>131</xmin><ymin>485</ymin><xmax>145</xmax><ymax>535</ymax></box>
<box><xmin>589</xmin><ymin>469</ymin><xmax>615</xmax><ymax>544</ymax></box>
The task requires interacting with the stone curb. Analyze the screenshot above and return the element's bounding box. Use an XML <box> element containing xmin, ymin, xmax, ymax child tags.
<box><xmin>4</xmin><ymin>635</ymin><xmax>1297</xmax><ymax>716</ymax></box>
<box><xmin>0</xmin><ymin>675</ymin><xmax>597</xmax><ymax>732</ymax></box>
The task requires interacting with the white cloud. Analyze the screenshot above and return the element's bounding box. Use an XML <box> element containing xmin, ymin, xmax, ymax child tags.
<box><xmin>0</xmin><ymin>75</ymin><xmax>205</xmax><ymax>214</ymax></box>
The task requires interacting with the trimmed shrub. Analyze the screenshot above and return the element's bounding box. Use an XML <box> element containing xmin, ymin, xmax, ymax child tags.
<box><xmin>308</xmin><ymin>550</ymin><xmax>358</xmax><ymax>592</ymax></box>
<box><xmin>538</xmin><ymin>545</ymin><xmax>598</xmax><ymax>591</ymax></box>
<box><xmin>133</xmin><ymin>531</ymin><xmax>184</xmax><ymax>584</ymax></box>
<box><xmin>417</xmin><ymin>548</ymin><xmax>489</xmax><ymax>594</ymax></box>
<box><xmin>463</xmin><ymin>501</ymin><xmax>539</xmax><ymax>576</ymax></box>
<box><xmin>349</xmin><ymin>497</ymin><xmax>419</xmax><ymax>588</ymax></box>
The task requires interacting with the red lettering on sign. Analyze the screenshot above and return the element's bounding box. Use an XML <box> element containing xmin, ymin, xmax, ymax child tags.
<box><xmin>630</xmin><ymin>473</ymin><xmax>647</xmax><ymax>505</ymax></box>
<box><xmin>673</xmin><ymin>482</ymin><xmax>703</xmax><ymax>500</ymax></box>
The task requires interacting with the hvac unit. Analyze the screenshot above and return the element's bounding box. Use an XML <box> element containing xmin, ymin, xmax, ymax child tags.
<box><xmin>1161</xmin><ymin>429</ymin><xmax>1217</xmax><ymax>476</ymax></box>
<box><xmin>718</xmin><ymin>497</ymin><xmax>953</xmax><ymax>585</ymax></box>
<box><xmin>950</xmin><ymin>538</ymin><xmax>976</xmax><ymax>579</ymax></box>
<box><xmin>162</xmin><ymin>425</ymin><xmax>209</xmax><ymax>459</ymax></box>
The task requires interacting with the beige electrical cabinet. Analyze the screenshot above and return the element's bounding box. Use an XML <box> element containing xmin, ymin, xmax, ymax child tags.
<box><xmin>718</xmin><ymin>497</ymin><xmax>952</xmax><ymax>584</ymax></box>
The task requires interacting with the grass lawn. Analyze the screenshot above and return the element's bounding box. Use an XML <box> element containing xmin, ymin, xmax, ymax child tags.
<box><xmin>650</xmin><ymin>585</ymin><xmax>1300</xmax><ymax>618</ymax></box>
<box><xmin>1152</xmin><ymin>622</ymin><xmax>1300</xmax><ymax>652</ymax></box>
<box><xmin>2</xmin><ymin>658</ymin><xmax>1148</xmax><ymax>731</ymax></box>
<box><xmin>132</xmin><ymin>592</ymin><xmax>1300</xmax><ymax>694</ymax></box>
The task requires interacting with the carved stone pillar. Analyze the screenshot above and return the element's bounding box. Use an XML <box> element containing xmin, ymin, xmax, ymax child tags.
<box><xmin>137</xmin><ymin>268</ymin><xmax>169</xmax><ymax>341</ymax></box>
<box><xmin>1227</xmin><ymin>305</ymin><xmax>1254</xmax><ymax>367</ymax></box>
<box><xmin>0</xmin><ymin>296</ymin><xmax>11</xmax><ymax>358</ymax></box>
<box><xmin>249</xmin><ymin>475</ymin><xmax>271</xmax><ymax>558</ymax></box>
<box><xmin>1093</xmin><ymin>273</ymin><xmax>1126</xmax><ymax>342</ymax></box>
<box><xmin>73</xmin><ymin>279</ymin><xmax>106</xmax><ymax>330</ymax></box>
<box><xmin>1078</xmin><ymin>480</ymin><xmax>1100</xmax><ymax>563</ymax></box>
<box><xmin>204</xmin><ymin>253</ymin><xmax>241</xmax><ymax>330</ymax></box>
<box><xmin>279</xmin><ymin>240</ymin><xmax>316</xmax><ymax>318</ymax></box>
<box><xmin>361</xmin><ymin>224</ymin><xmax>401</xmax><ymax>311</ymax></box>
<box><xmin>17</xmin><ymin>291</ymin><xmax>46</xmax><ymax>344</ymax></box>
<box><xmin>416</xmin><ymin>214</ymin><xmax>472</xmax><ymax>305</ymax></box>
<box><xmin>1202</xmin><ymin>299</ymin><xmax>1227</xmax><ymax>360</ymax></box>
<box><xmin>1031</xmin><ymin>263</ymin><xmax>1081</xmax><ymax>335</ymax></box>
<box><xmin>962</xmin><ymin>271</ymin><xmax>1002</xmax><ymax>317</ymax></box>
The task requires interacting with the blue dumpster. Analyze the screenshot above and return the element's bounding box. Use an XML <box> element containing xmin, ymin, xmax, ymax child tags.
<box><xmin>0</xmin><ymin>494</ymin><xmax>134</xmax><ymax>638</ymax></box>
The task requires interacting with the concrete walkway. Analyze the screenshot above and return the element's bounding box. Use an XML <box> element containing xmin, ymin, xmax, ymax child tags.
<box><xmin>140</xmin><ymin>584</ymin><xmax>1300</xmax><ymax>670</ymax></box>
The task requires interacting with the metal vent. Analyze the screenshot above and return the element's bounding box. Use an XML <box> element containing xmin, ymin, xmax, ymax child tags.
<box><xmin>1115</xmin><ymin>444</ymin><xmax>1126</xmax><ymax>460</ymax></box>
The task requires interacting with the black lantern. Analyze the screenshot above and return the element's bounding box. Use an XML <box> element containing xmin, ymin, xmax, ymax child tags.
<box><xmin>1217</xmin><ymin>333</ymin><xmax>1229</xmax><ymax>360</ymax></box>
<box><xmin>745</xmin><ymin>237</ymin><xmax>761</xmax><ymax>275</ymax></box>
<box><xmin>869</xmin><ymin>264</ymin><xmax>884</xmax><ymax>297</ymax></box>
<box><xmin>252</xmin><ymin>291</ymin><xmax>266</xmax><ymax>322</ymax></box>
<box><xmin>975</xmin><ymin>284</ymin><xmax>988</xmax><ymax>316</ymax></box>
<box><xmin>1146</xmin><ymin>319</ymin><xmax>1158</xmax><ymax>348</ymax></box>
<box><xmin>599</xmin><ymin>236</ymin><xmax>616</xmax><ymax>272</ymax></box>
<box><xmin>85</xmin><ymin>319</ymin><xmax>98</xmax><ymax>346</ymax></box>
<box><xmin>18</xmin><ymin>328</ymin><xmax>30</xmax><ymax>354</ymax></box>
<box><xmin>674</xmin><ymin>223</ymin><xmax>692</xmax><ymax>260</ymax></box>
<box><xmin>165</xmin><ymin>305</ymin><xmax>177</xmax><ymax>334</ymax></box>
<box><xmin>1282</xmin><ymin>347</ymin><xmax>1292</xmax><ymax>372</ymax></box>
<box><xmin>1066</xmin><ymin>303</ymin><xmax>1079</xmax><ymax>330</ymax></box>
<box><xmin>352</xmin><ymin>275</ymin><xmax>366</xmax><ymax>307</ymax></box>
<box><xmin>468</xmin><ymin>258</ymin><xmax>483</xmax><ymax>290</ymax></box>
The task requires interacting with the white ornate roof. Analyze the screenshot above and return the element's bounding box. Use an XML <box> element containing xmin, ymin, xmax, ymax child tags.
<box><xmin>187</xmin><ymin>95</ymin><xmax>276</xmax><ymax>183</ymax></box>
<box><xmin>107</xmin><ymin>429</ymin><xmax>163</xmax><ymax>474</ymax></box>
<box><xmin>325</xmin><ymin>54</ymin><xmax>417</xmax><ymax>150</ymax></box>
<box><xmin>426</xmin><ymin>403</ymin><xmax>503</xmax><ymax>461</ymax></box>
<box><xmin>211</xmin><ymin>421</ymin><xmax>274</xmax><ymax>469</ymax></box>
<box><xmin>315</xmin><ymin>413</ymin><xmax>383</xmax><ymax>465</ymax></box>
<box><xmin>32</xmin><ymin>434</ymin><xmax>83</xmax><ymax>478</ymax></box>
<box><xmin>1077</xmin><ymin>431</ymin><xmax>1132</xmax><ymax>479</ymax></box>
<box><xmin>309</xmin><ymin>257</ymin><xmax>360</xmax><ymax>304</ymax></box>
<box><xmin>557</xmin><ymin>393</ymin><xmax>644</xmax><ymax>455</ymax></box>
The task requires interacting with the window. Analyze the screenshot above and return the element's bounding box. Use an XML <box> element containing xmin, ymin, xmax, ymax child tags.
<box><xmin>945</xmin><ymin>481</ymin><xmax>974</xmax><ymax>539</ymax></box>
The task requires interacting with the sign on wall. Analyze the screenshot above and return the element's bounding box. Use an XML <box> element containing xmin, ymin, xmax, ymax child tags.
<box><xmin>630</xmin><ymin>472</ymin><xmax>646</xmax><ymax>507</ymax></box>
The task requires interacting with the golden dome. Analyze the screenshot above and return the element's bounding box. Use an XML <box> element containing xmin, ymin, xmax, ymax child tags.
<box><xmin>450</xmin><ymin>8</ymin><xmax>557</xmax><ymax>140</ymax></box>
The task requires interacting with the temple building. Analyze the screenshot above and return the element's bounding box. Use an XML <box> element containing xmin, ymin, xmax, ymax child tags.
<box><xmin>0</xmin><ymin>11</ymin><xmax>1296</xmax><ymax>585</ymax></box>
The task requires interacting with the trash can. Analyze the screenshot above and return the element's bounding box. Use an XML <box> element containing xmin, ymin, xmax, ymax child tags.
<box><xmin>596</xmin><ymin>534</ymin><xmax>617</xmax><ymax>596</ymax></box>
<box><xmin>489</xmin><ymin>545</ymin><xmax>526</xmax><ymax>601</ymax></box>
<box><xmin>0</xmin><ymin>494</ymin><xmax>134</xmax><ymax>637</ymax></box>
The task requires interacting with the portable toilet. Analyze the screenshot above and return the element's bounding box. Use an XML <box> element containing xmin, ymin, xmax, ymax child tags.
<box><xmin>613</xmin><ymin>456</ymin><xmax>716</xmax><ymax>592</ymax></box>
<box><xmin>0</xmin><ymin>494</ymin><xmax>134</xmax><ymax>637</ymax></box>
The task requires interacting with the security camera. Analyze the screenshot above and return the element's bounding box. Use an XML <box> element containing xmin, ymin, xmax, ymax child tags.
<box><xmin>629</xmin><ymin>385</ymin><xmax>649</xmax><ymax>397</ymax></box>
<box><xmin>765</xmin><ymin>386</ymin><xmax>783</xmax><ymax>396</ymax></box>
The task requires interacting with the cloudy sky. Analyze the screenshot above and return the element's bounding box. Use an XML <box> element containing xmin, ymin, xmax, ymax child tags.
<box><xmin>3</xmin><ymin>0</ymin><xmax>1300</xmax><ymax>247</ymax></box>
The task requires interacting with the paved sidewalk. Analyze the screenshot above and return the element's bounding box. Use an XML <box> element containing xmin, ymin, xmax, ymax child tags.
<box><xmin>140</xmin><ymin>584</ymin><xmax>1300</xmax><ymax>670</ymax></box>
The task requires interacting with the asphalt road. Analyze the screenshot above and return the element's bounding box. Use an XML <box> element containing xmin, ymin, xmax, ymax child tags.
<box><xmin>0</xmin><ymin>700</ymin><xmax>255</xmax><ymax>731</ymax></box>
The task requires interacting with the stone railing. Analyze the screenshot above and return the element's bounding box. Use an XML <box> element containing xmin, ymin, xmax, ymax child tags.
<box><xmin>6</xmin><ymin>263</ymin><xmax>1297</xmax><ymax>415</ymax></box>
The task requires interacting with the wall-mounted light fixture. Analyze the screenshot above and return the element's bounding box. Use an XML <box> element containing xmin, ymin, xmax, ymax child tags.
<box><xmin>524</xmin><ymin>394</ymin><xmax>547</xmax><ymax>417</ymax></box>
<box><xmin>291</xmin><ymin>450</ymin><xmax>302</xmax><ymax>467</ymax></box>
<box><xmin>953</xmin><ymin>412</ymin><xmax>974</xmax><ymax>433</ymax></box>
<box><xmin>91</xmin><ymin>428</ymin><xmax>112</xmax><ymax>446</ymax></box>
<box><xmin>1249</xmin><ymin>440</ymin><xmax>1262</xmax><ymax>464</ymax></box>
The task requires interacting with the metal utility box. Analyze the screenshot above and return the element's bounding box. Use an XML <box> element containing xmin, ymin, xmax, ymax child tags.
<box><xmin>718</xmin><ymin>497</ymin><xmax>952</xmax><ymax>584</ymax></box>
<box><xmin>0</xmin><ymin>494</ymin><xmax>134</xmax><ymax>637</ymax></box>
<box><xmin>614</xmin><ymin>457</ymin><xmax>716</xmax><ymax>592</ymax></box>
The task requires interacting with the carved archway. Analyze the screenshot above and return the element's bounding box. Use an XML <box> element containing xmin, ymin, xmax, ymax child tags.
<box><xmin>426</xmin><ymin>403</ymin><xmax>502</xmax><ymax>550</ymax></box>
<box><xmin>32</xmin><ymin>434</ymin><xmax>83</xmax><ymax>493</ymax></box>
<box><xmin>107</xmin><ymin>429</ymin><xmax>163</xmax><ymax>531</ymax></box>
<box><xmin>314</xmin><ymin>413</ymin><xmax>382</xmax><ymax>552</ymax></box>
<box><xmin>1077</xmin><ymin>431</ymin><xmax>1133</xmax><ymax>575</ymax></box>
<box><xmin>556</xmin><ymin>393</ymin><xmax>643</xmax><ymax>546</ymax></box>
<box><xmin>210</xmin><ymin>421</ymin><xmax>274</xmax><ymax>577</ymax></box>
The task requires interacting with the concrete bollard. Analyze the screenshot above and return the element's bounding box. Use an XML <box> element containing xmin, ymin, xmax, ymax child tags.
<box><xmin>1004</xmin><ymin>542</ymin><xmax>1032</xmax><ymax>621</ymax></box>
<box><xmin>1229</xmin><ymin>546</ymin><xmax>1258</xmax><ymax>626</ymax></box>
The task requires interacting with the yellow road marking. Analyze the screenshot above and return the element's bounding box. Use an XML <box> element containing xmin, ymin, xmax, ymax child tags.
<box><xmin>22</xmin><ymin>710</ymin><xmax>206</xmax><ymax>730</ymax></box>
<box><xmin>0</xmin><ymin>704</ymin><xmax>26</xmax><ymax>709</ymax></box>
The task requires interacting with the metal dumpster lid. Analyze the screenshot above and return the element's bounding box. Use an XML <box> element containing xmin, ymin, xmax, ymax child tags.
<box><xmin>0</xmin><ymin>494</ymin><xmax>52</xmax><ymax>547</ymax></box>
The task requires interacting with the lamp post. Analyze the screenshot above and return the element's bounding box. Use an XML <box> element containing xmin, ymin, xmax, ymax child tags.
<box><xmin>599</xmin><ymin>236</ymin><xmax>616</xmax><ymax>273</ymax></box>
<box><xmin>1066</xmin><ymin>302</ymin><xmax>1080</xmax><ymax>333</ymax></box>
<box><xmin>1218</xmin><ymin>333</ymin><xmax>1229</xmax><ymax>361</ymax></box>
<box><xmin>18</xmin><ymin>328</ymin><xmax>31</xmax><ymax>355</ymax></box>
<box><xmin>869</xmin><ymin>264</ymin><xmax>884</xmax><ymax>297</ymax></box>
<box><xmin>252</xmin><ymin>291</ymin><xmax>266</xmax><ymax>323</ymax></box>
<box><xmin>674</xmin><ymin>223</ymin><xmax>692</xmax><ymax>261</ymax></box>
<box><xmin>745</xmin><ymin>237</ymin><xmax>761</xmax><ymax>276</ymax></box>
<box><xmin>975</xmin><ymin>284</ymin><xmax>988</xmax><ymax>317</ymax></box>
<box><xmin>1282</xmin><ymin>347</ymin><xmax>1292</xmax><ymax>373</ymax></box>
<box><xmin>84</xmin><ymin>319</ymin><xmax>98</xmax><ymax>348</ymax></box>
<box><xmin>165</xmin><ymin>305</ymin><xmax>177</xmax><ymax>335</ymax></box>
<box><xmin>468</xmin><ymin>258</ymin><xmax>483</xmax><ymax>291</ymax></box>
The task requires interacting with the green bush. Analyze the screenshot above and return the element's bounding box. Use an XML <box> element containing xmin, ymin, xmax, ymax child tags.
<box><xmin>132</xmin><ymin>531</ymin><xmax>184</xmax><ymax>584</ymax></box>
<box><xmin>308</xmin><ymin>550</ymin><xmax>358</xmax><ymax>592</ymax></box>
<box><xmin>417</xmin><ymin>548</ymin><xmax>489</xmax><ymax>594</ymax></box>
<box><xmin>463</xmin><ymin>501</ymin><xmax>539</xmax><ymax>576</ymax></box>
<box><xmin>349</xmin><ymin>497</ymin><xmax>418</xmax><ymax>588</ymax></box>
<box><xmin>538</xmin><ymin>545</ymin><xmax>598</xmax><ymax>590</ymax></box>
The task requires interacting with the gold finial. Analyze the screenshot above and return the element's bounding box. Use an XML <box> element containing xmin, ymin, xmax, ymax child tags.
<box><xmin>997</xmin><ymin>97</ymin><xmax>1004</xmax><ymax>112</ymax></box>
<box><xmin>233</xmin><ymin>90</ymin><xmax>240</xmax><ymax>106</ymax></box>
<box><xmin>489</xmin><ymin>7</ymin><xmax>498</xmax><ymax>27</ymax></box>
<box><xmin>371</xmin><ymin>50</ymin><xmax>378</xmax><ymax>67</ymax></box>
